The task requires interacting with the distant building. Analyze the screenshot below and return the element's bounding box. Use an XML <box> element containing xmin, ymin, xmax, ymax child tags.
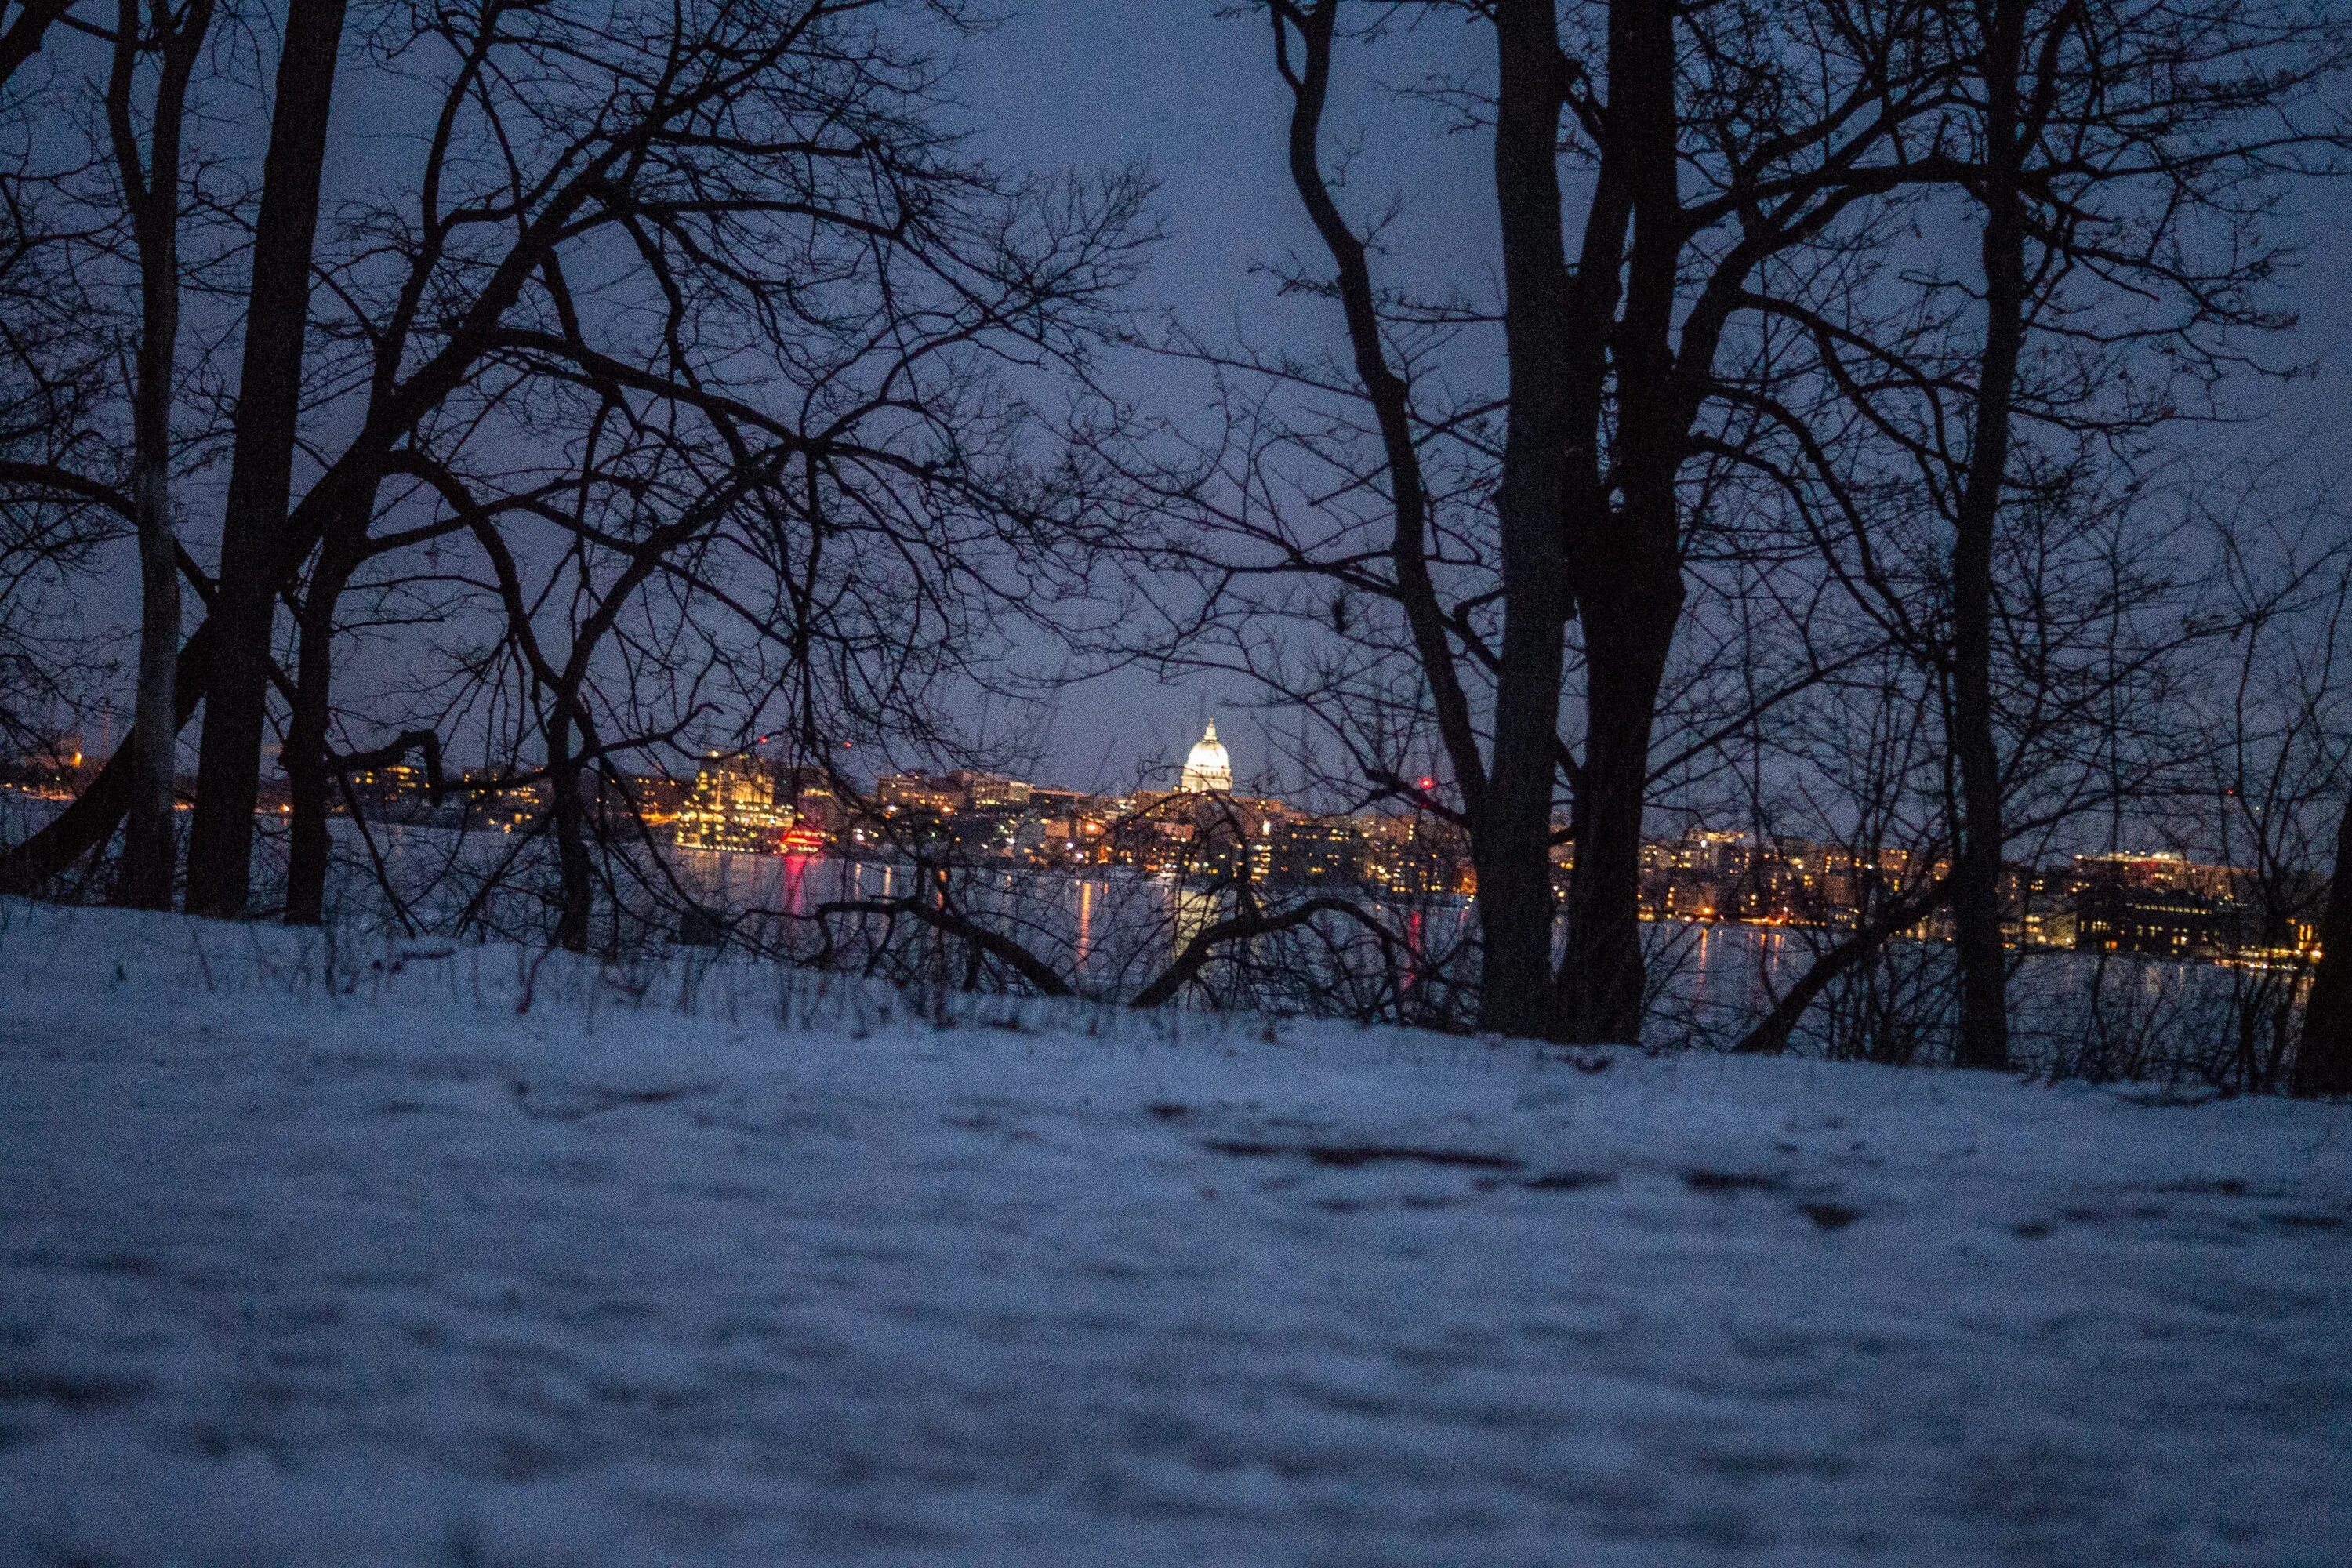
<box><xmin>674</xmin><ymin>753</ymin><xmax>792</xmax><ymax>853</ymax></box>
<box><xmin>1266</xmin><ymin>818</ymin><xmax>1363</xmax><ymax>890</ymax></box>
<box><xmin>1358</xmin><ymin>812</ymin><xmax>1470</xmax><ymax>896</ymax></box>
<box><xmin>345</xmin><ymin>762</ymin><xmax>435</xmax><ymax>823</ymax></box>
<box><xmin>875</xmin><ymin>773</ymin><xmax>960</xmax><ymax>815</ymax></box>
<box><xmin>776</xmin><ymin>765</ymin><xmax>840</xmax><ymax>833</ymax></box>
<box><xmin>1639</xmin><ymin>829</ymin><xmax>1749</xmax><ymax>920</ymax></box>
<box><xmin>1179</xmin><ymin>721</ymin><xmax>1232</xmax><ymax>794</ymax></box>
<box><xmin>2071</xmin><ymin>851</ymin><xmax>2241</xmax><ymax>902</ymax></box>
<box><xmin>954</xmin><ymin>771</ymin><xmax>1032</xmax><ymax>811</ymax></box>
<box><xmin>457</xmin><ymin>770</ymin><xmax>543</xmax><ymax>833</ymax></box>
<box><xmin>2069</xmin><ymin>851</ymin><xmax>2246</xmax><ymax>957</ymax></box>
<box><xmin>2074</xmin><ymin>882</ymin><xmax>2238</xmax><ymax>957</ymax></box>
<box><xmin>591</xmin><ymin>772</ymin><xmax>684</xmax><ymax>828</ymax></box>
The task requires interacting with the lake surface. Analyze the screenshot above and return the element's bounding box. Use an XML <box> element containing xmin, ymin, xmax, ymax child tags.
<box><xmin>2</xmin><ymin>800</ymin><xmax>2285</xmax><ymax>1076</ymax></box>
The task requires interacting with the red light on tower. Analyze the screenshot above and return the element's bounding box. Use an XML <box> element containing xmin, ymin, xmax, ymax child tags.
<box><xmin>1417</xmin><ymin>776</ymin><xmax>1435</xmax><ymax>792</ymax></box>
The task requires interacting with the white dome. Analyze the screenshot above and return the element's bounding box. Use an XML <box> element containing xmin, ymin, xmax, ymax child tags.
<box><xmin>1180</xmin><ymin>720</ymin><xmax>1232</xmax><ymax>793</ymax></box>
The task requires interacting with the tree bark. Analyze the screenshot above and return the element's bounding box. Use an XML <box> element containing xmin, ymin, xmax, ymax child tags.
<box><xmin>1475</xmin><ymin>0</ymin><xmax>1582</xmax><ymax>1039</ymax></box>
<box><xmin>118</xmin><ymin>431</ymin><xmax>179</xmax><ymax>909</ymax></box>
<box><xmin>1949</xmin><ymin>0</ymin><xmax>2030</xmax><ymax>1073</ymax></box>
<box><xmin>106</xmin><ymin>0</ymin><xmax>216</xmax><ymax>910</ymax></box>
<box><xmin>1556</xmin><ymin>586</ymin><xmax>1680</xmax><ymax>1041</ymax></box>
<box><xmin>1548</xmin><ymin>0</ymin><xmax>1681</xmax><ymax>1045</ymax></box>
<box><xmin>185</xmin><ymin>0</ymin><xmax>350</xmax><ymax>917</ymax></box>
<box><xmin>281</xmin><ymin>537</ymin><xmax>360</xmax><ymax>924</ymax></box>
<box><xmin>2293</xmin><ymin>791</ymin><xmax>2352</xmax><ymax>1096</ymax></box>
<box><xmin>546</xmin><ymin>704</ymin><xmax>593</xmax><ymax>953</ymax></box>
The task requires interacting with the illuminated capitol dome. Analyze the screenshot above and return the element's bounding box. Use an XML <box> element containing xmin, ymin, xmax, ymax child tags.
<box><xmin>1179</xmin><ymin>720</ymin><xmax>1233</xmax><ymax>793</ymax></box>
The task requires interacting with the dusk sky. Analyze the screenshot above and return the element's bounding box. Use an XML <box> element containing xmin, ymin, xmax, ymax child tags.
<box><xmin>959</xmin><ymin>2</ymin><xmax>1503</xmax><ymax>792</ymax></box>
<box><xmin>938</xmin><ymin>3</ymin><xmax>2352</xmax><ymax>793</ymax></box>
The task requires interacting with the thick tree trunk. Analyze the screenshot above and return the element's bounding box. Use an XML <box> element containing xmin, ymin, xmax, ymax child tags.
<box><xmin>546</xmin><ymin>710</ymin><xmax>592</xmax><ymax>953</ymax></box>
<box><xmin>1949</xmin><ymin>0</ymin><xmax>2030</xmax><ymax>1073</ymax></box>
<box><xmin>2293</xmin><ymin>791</ymin><xmax>2352</xmax><ymax>1096</ymax></box>
<box><xmin>1475</xmin><ymin>0</ymin><xmax>1581</xmax><ymax>1039</ymax></box>
<box><xmin>281</xmin><ymin>683</ymin><xmax>331</xmax><ymax>924</ymax></box>
<box><xmin>1556</xmin><ymin>584</ymin><xmax>1680</xmax><ymax>1042</ymax></box>
<box><xmin>185</xmin><ymin>0</ymin><xmax>350</xmax><ymax>917</ymax></box>
<box><xmin>0</xmin><ymin>462</ymin><xmax>357</xmax><ymax>895</ymax></box>
<box><xmin>1548</xmin><ymin>0</ymin><xmax>1681</xmax><ymax>1046</ymax></box>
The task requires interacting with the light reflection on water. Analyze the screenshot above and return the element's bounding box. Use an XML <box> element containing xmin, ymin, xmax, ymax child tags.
<box><xmin>0</xmin><ymin>803</ymin><xmax>2264</xmax><ymax>1054</ymax></box>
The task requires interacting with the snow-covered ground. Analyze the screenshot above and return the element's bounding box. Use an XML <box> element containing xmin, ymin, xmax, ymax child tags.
<box><xmin>1</xmin><ymin>902</ymin><xmax>2347</xmax><ymax>1566</ymax></box>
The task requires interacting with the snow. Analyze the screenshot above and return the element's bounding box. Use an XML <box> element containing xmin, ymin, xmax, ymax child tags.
<box><xmin>2</xmin><ymin>900</ymin><xmax>2348</xmax><ymax>1566</ymax></box>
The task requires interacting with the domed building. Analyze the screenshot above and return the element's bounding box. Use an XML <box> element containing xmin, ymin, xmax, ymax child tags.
<box><xmin>1179</xmin><ymin>720</ymin><xmax>1232</xmax><ymax>794</ymax></box>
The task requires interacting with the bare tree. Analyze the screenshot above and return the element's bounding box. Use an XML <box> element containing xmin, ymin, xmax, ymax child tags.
<box><xmin>103</xmin><ymin>0</ymin><xmax>215</xmax><ymax>908</ymax></box>
<box><xmin>1100</xmin><ymin>0</ymin><xmax>1962</xmax><ymax>1040</ymax></box>
<box><xmin>258</xmin><ymin>0</ymin><xmax>1143</xmax><ymax>944</ymax></box>
<box><xmin>181</xmin><ymin>0</ymin><xmax>349</xmax><ymax>916</ymax></box>
<box><xmin>1</xmin><ymin>0</ymin><xmax>1145</xmax><ymax>927</ymax></box>
<box><xmin>1886</xmin><ymin>0</ymin><xmax>2341</xmax><ymax>1068</ymax></box>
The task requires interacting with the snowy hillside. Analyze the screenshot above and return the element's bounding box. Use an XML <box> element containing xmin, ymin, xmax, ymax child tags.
<box><xmin>2</xmin><ymin>900</ymin><xmax>2347</xmax><ymax>1566</ymax></box>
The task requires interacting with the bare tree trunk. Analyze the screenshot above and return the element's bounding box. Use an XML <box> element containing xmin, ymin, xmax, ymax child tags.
<box><xmin>2293</xmin><ymin>791</ymin><xmax>2352</xmax><ymax>1096</ymax></box>
<box><xmin>546</xmin><ymin>706</ymin><xmax>592</xmax><ymax>953</ymax></box>
<box><xmin>1558</xmin><ymin>593</ymin><xmax>1679</xmax><ymax>1041</ymax></box>
<box><xmin>106</xmin><ymin>0</ymin><xmax>216</xmax><ymax>910</ymax></box>
<box><xmin>118</xmin><ymin>438</ymin><xmax>178</xmax><ymax>907</ymax></box>
<box><xmin>185</xmin><ymin>0</ymin><xmax>350</xmax><ymax>918</ymax></box>
<box><xmin>1949</xmin><ymin>0</ymin><xmax>2029</xmax><ymax>1073</ymax></box>
<box><xmin>281</xmin><ymin>537</ymin><xmax>359</xmax><ymax>925</ymax></box>
<box><xmin>1550</xmin><ymin>0</ymin><xmax>1679</xmax><ymax>1045</ymax></box>
<box><xmin>1475</xmin><ymin>0</ymin><xmax>1581</xmax><ymax>1039</ymax></box>
<box><xmin>0</xmin><ymin>620</ymin><xmax>214</xmax><ymax>892</ymax></box>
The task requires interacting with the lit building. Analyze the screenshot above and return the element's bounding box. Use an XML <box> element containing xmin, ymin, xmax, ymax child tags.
<box><xmin>1265</xmin><ymin>818</ymin><xmax>1364</xmax><ymax>889</ymax></box>
<box><xmin>344</xmin><ymin>762</ymin><xmax>436</xmax><ymax>823</ymax></box>
<box><xmin>954</xmin><ymin>771</ymin><xmax>1033</xmax><ymax>811</ymax></box>
<box><xmin>674</xmin><ymin>753</ymin><xmax>793</xmax><ymax>853</ymax></box>
<box><xmin>1180</xmin><ymin>721</ymin><xmax>1232</xmax><ymax>794</ymax></box>
<box><xmin>2074</xmin><ymin>882</ymin><xmax>2238</xmax><ymax>957</ymax></box>
<box><xmin>875</xmin><ymin>773</ymin><xmax>960</xmax><ymax>815</ymax></box>
<box><xmin>2071</xmin><ymin>852</ymin><xmax>2245</xmax><ymax>957</ymax></box>
<box><xmin>594</xmin><ymin>772</ymin><xmax>683</xmax><ymax>827</ymax></box>
<box><xmin>777</xmin><ymin>765</ymin><xmax>840</xmax><ymax>833</ymax></box>
<box><xmin>2070</xmin><ymin>850</ymin><xmax>2241</xmax><ymax>902</ymax></box>
<box><xmin>1360</xmin><ymin>812</ymin><xmax>1472</xmax><ymax>896</ymax></box>
<box><xmin>458</xmin><ymin>769</ymin><xmax>544</xmax><ymax>833</ymax></box>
